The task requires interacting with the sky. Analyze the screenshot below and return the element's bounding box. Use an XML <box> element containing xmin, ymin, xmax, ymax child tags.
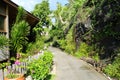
<box><xmin>11</xmin><ymin>0</ymin><xmax>68</xmax><ymax>12</ymax></box>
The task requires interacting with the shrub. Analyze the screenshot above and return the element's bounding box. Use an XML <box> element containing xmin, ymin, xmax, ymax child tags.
<box><xmin>41</xmin><ymin>51</ymin><xmax>53</xmax><ymax>68</ymax></box>
<box><xmin>0</xmin><ymin>34</ymin><xmax>9</xmax><ymax>59</ymax></box>
<box><xmin>51</xmin><ymin>24</ymin><xmax>76</xmax><ymax>54</ymax></box>
<box><xmin>0</xmin><ymin>34</ymin><xmax>9</xmax><ymax>48</ymax></box>
<box><xmin>64</xmin><ymin>26</ymin><xmax>75</xmax><ymax>54</ymax></box>
<box><xmin>57</xmin><ymin>38</ymin><xmax>75</xmax><ymax>54</ymax></box>
<box><xmin>65</xmin><ymin>43</ymin><xmax>75</xmax><ymax>55</ymax></box>
<box><xmin>28</xmin><ymin>51</ymin><xmax>53</xmax><ymax>80</ymax></box>
<box><xmin>75</xmin><ymin>42</ymin><xmax>99</xmax><ymax>61</ymax></box>
<box><xmin>57</xmin><ymin>39</ymin><xmax>67</xmax><ymax>50</ymax></box>
<box><xmin>75</xmin><ymin>42</ymin><xmax>90</xmax><ymax>58</ymax></box>
<box><xmin>26</xmin><ymin>36</ymin><xmax>44</xmax><ymax>55</ymax></box>
<box><xmin>104</xmin><ymin>56</ymin><xmax>120</xmax><ymax>79</ymax></box>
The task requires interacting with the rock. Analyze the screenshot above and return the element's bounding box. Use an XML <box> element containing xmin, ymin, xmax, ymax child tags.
<box><xmin>25</xmin><ymin>75</ymin><xmax>33</xmax><ymax>80</ymax></box>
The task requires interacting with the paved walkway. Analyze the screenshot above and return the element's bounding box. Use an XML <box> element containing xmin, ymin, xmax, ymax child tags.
<box><xmin>48</xmin><ymin>47</ymin><xmax>109</xmax><ymax>80</ymax></box>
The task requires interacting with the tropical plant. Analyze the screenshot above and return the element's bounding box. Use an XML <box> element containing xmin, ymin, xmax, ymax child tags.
<box><xmin>5</xmin><ymin>60</ymin><xmax>25</xmax><ymax>80</ymax></box>
<box><xmin>27</xmin><ymin>51</ymin><xmax>53</xmax><ymax>80</ymax></box>
<box><xmin>10</xmin><ymin>7</ymin><xmax>30</xmax><ymax>53</ymax></box>
<box><xmin>11</xmin><ymin>21</ymin><xmax>30</xmax><ymax>53</ymax></box>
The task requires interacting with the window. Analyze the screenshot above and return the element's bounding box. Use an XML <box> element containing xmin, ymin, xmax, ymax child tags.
<box><xmin>0</xmin><ymin>15</ymin><xmax>5</xmax><ymax>31</ymax></box>
<box><xmin>0</xmin><ymin>1</ymin><xmax>6</xmax><ymax>32</ymax></box>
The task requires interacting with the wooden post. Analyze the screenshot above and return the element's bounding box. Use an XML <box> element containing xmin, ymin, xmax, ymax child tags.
<box><xmin>2</xmin><ymin>68</ymin><xmax>4</xmax><ymax>80</ymax></box>
<box><xmin>5</xmin><ymin>5</ymin><xmax>9</xmax><ymax>38</ymax></box>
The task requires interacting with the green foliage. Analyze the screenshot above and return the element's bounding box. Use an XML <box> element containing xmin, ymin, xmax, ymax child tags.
<box><xmin>11</xmin><ymin>20</ymin><xmax>30</xmax><ymax>52</ymax></box>
<box><xmin>73</xmin><ymin>0</ymin><xmax>86</xmax><ymax>11</ymax></box>
<box><xmin>74</xmin><ymin>0</ymin><xmax>86</xmax><ymax>7</ymax></box>
<box><xmin>75</xmin><ymin>42</ymin><xmax>90</xmax><ymax>58</ymax></box>
<box><xmin>91</xmin><ymin>52</ymin><xmax>99</xmax><ymax>62</ymax></box>
<box><xmin>0</xmin><ymin>35</ymin><xmax>9</xmax><ymax>57</ymax></box>
<box><xmin>50</xmin><ymin>3</ymin><xmax>67</xmax><ymax>41</ymax></box>
<box><xmin>52</xmin><ymin>25</ymin><xmax>75</xmax><ymax>54</ymax></box>
<box><xmin>91</xmin><ymin>0</ymin><xmax>120</xmax><ymax>41</ymax></box>
<box><xmin>51</xmin><ymin>1</ymin><xmax>78</xmax><ymax>53</ymax></box>
<box><xmin>64</xmin><ymin>27</ymin><xmax>75</xmax><ymax>54</ymax></box>
<box><xmin>49</xmin><ymin>25</ymin><xmax>64</xmax><ymax>41</ymax></box>
<box><xmin>5</xmin><ymin>73</ymin><xmax>19</xmax><ymax>79</ymax></box>
<box><xmin>26</xmin><ymin>36</ymin><xmax>44</xmax><ymax>55</ymax></box>
<box><xmin>57</xmin><ymin>39</ymin><xmax>66</xmax><ymax>50</ymax></box>
<box><xmin>52</xmin><ymin>0</ymin><xmax>92</xmax><ymax>42</ymax></box>
<box><xmin>75</xmin><ymin>42</ymin><xmax>99</xmax><ymax>61</ymax></box>
<box><xmin>52</xmin><ymin>3</ymin><xmax>74</xmax><ymax>40</ymax></box>
<box><xmin>0</xmin><ymin>62</ymin><xmax>10</xmax><ymax>69</ymax></box>
<box><xmin>32</xmin><ymin>0</ymin><xmax>51</xmax><ymax>35</ymax></box>
<box><xmin>68</xmin><ymin>0</ymin><xmax>92</xmax><ymax>22</ymax></box>
<box><xmin>0</xmin><ymin>34</ymin><xmax>9</xmax><ymax>49</ymax></box>
<box><xmin>65</xmin><ymin>43</ymin><xmax>75</xmax><ymax>55</ymax></box>
<box><xmin>28</xmin><ymin>51</ymin><xmax>53</xmax><ymax>80</ymax></box>
<box><xmin>10</xmin><ymin>6</ymin><xmax>30</xmax><ymax>53</ymax></box>
<box><xmin>16</xmin><ymin>6</ymin><xmax>26</xmax><ymax>23</ymax></box>
<box><xmin>104</xmin><ymin>56</ymin><xmax>120</xmax><ymax>79</ymax></box>
<box><xmin>41</xmin><ymin>51</ymin><xmax>53</xmax><ymax>68</ymax></box>
<box><xmin>52</xmin><ymin>0</ymin><xmax>120</xmax><ymax>79</ymax></box>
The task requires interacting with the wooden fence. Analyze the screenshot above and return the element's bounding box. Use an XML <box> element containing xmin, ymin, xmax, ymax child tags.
<box><xmin>0</xmin><ymin>52</ymin><xmax>42</xmax><ymax>80</ymax></box>
<box><xmin>0</xmin><ymin>60</ymin><xmax>28</xmax><ymax>80</ymax></box>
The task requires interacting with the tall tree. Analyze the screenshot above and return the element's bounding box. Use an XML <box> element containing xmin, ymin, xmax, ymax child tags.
<box><xmin>32</xmin><ymin>0</ymin><xmax>51</xmax><ymax>35</ymax></box>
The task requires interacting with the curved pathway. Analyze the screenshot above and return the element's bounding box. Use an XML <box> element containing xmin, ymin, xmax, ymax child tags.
<box><xmin>48</xmin><ymin>47</ymin><xmax>108</xmax><ymax>80</ymax></box>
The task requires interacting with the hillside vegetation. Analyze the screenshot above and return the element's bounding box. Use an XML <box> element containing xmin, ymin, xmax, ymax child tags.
<box><xmin>49</xmin><ymin>0</ymin><xmax>120</xmax><ymax>79</ymax></box>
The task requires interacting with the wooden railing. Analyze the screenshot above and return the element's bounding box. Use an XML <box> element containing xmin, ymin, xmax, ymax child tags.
<box><xmin>0</xmin><ymin>60</ymin><xmax>28</xmax><ymax>80</ymax></box>
<box><xmin>0</xmin><ymin>52</ymin><xmax>42</xmax><ymax>80</ymax></box>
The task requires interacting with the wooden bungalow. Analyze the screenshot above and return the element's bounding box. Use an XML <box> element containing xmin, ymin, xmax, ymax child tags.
<box><xmin>0</xmin><ymin>0</ymin><xmax>39</xmax><ymax>61</ymax></box>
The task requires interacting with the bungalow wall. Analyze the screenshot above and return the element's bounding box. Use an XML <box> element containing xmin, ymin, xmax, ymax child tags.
<box><xmin>0</xmin><ymin>0</ymin><xmax>9</xmax><ymax>61</ymax></box>
<box><xmin>0</xmin><ymin>0</ymin><xmax>9</xmax><ymax>37</ymax></box>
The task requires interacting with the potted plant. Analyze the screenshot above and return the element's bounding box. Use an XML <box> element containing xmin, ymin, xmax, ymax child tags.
<box><xmin>4</xmin><ymin>60</ymin><xmax>25</xmax><ymax>80</ymax></box>
<box><xmin>4</xmin><ymin>74</ymin><xmax>25</xmax><ymax>80</ymax></box>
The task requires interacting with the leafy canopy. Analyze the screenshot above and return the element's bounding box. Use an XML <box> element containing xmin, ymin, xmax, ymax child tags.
<box><xmin>32</xmin><ymin>0</ymin><xmax>51</xmax><ymax>35</ymax></box>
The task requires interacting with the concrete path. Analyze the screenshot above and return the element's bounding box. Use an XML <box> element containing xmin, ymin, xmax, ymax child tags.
<box><xmin>48</xmin><ymin>47</ymin><xmax>109</xmax><ymax>80</ymax></box>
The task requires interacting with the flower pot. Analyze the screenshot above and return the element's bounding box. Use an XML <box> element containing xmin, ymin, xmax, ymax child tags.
<box><xmin>4</xmin><ymin>74</ymin><xmax>25</xmax><ymax>80</ymax></box>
